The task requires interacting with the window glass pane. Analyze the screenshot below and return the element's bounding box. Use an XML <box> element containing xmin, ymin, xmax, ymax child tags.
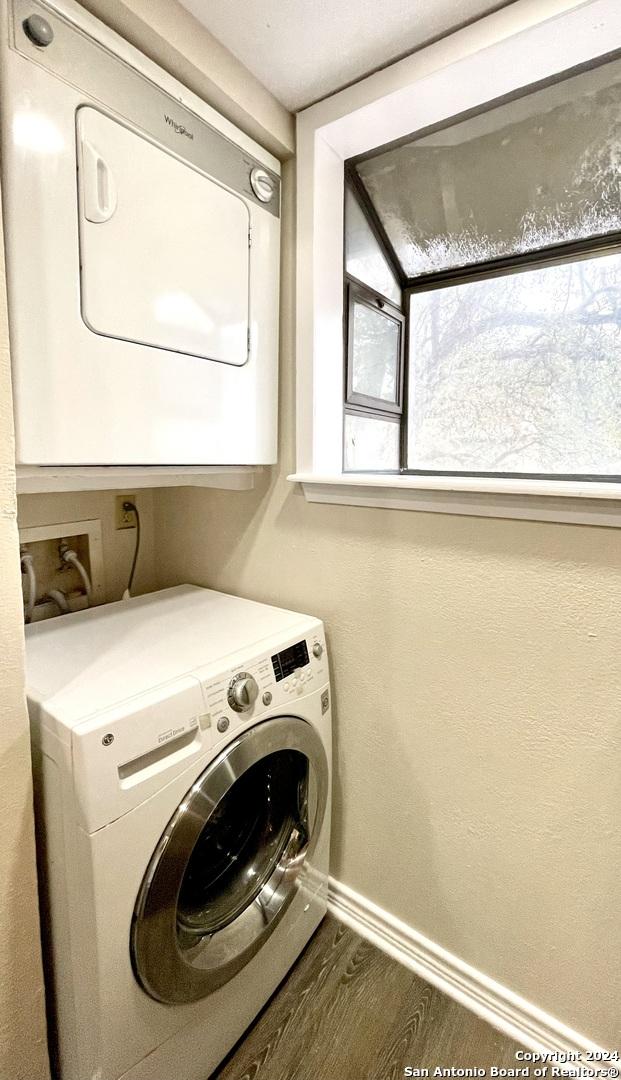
<box><xmin>345</xmin><ymin>413</ymin><xmax>400</xmax><ymax>471</ymax></box>
<box><xmin>407</xmin><ymin>252</ymin><xmax>621</xmax><ymax>475</ymax></box>
<box><xmin>345</xmin><ymin>187</ymin><xmax>401</xmax><ymax>304</ymax></box>
<box><xmin>356</xmin><ymin>57</ymin><xmax>621</xmax><ymax>277</ymax></box>
<box><xmin>351</xmin><ymin>301</ymin><xmax>400</xmax><ymax>402</ymax></box>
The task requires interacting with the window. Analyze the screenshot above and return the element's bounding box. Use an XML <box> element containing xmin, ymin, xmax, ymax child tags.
<box><xmin>344</xmin><ymin>185</ymin><xmax>404</xmax><ymax>471</ymax></box>
<box><xmin>344</xmin><ymin>53</ymin><xmax>621</xmax><ymax>480</ymax></box>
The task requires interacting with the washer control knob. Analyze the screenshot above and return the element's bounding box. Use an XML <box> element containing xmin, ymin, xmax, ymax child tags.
<box><xmin>312</xmin><ymin>642</ymin><xmax>323</xmax><ymax>659</ymax></box>
<box><xmin>250</xmin><ymin>166</ymin><xmax>275</xmax><ymax>203</ymax></box>
<box><xmin>228</xmin><ymin>672</ymin><xmax>259</xmax><ymax>712</ymax></box>
<box><xmin>23</xmin><ymin>14</ymin><xmax>54</xmax><ymax>46</ymax></box>
<box><xmin>217</xmin><ymin>717</ymin><xmax>230</xmax><ymax>734</ymax></box>
<box><xmin>262</xmin><ymin>691</ymin><xmax>273</xmax><ymax>706</ymax></box>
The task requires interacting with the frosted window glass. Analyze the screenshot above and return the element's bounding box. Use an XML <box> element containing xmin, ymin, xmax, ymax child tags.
<box><xmin>357</xmin><ymin>58</ymin><xmax>621</xmax><ymax>277</ymax></box>
<box><xmin>351</xmin><ymin>302</ymin><xmax>399</xmax><ymax>402</ymax></box>
<box><xmin>345</xmin><ymin>187</ymin><xmax>401</xmax><ymax>304</ymax></box>
<box><xmin>407</xmin><ymin>252</ymin><xmax>621</xmax><ymax>474</ymax></box>
<box><xmin>345</xmin><ymin>414</ymin><xmax>400</xmax><ymax>471</ymax></box>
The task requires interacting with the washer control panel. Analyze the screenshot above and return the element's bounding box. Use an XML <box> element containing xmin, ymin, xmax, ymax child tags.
<box><xmin>199</xmin><ymin>629</ymin><xmax>327</xmax><ymax>741</ymax></box>
<box><xmin>271</xmin><ymin>638</ymin><xmax>309</xmax><ymax>682</ymax></box>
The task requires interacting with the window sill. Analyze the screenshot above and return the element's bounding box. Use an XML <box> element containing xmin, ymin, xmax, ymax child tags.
<box><xmin>287</xmin><ymin>473</ymin><xmax>621</xmax><ymax>528</ymax></box>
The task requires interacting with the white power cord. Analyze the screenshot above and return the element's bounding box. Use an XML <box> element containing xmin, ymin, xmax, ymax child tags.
<box><xmin>59</xmin><ymin>541</ymin><xmax>92</xmax><ymax>603</ymax></box>
<box><xmin>20</xmin><ymin>547</ymin><xmax>36</xmax><ymax>623</ymax></box>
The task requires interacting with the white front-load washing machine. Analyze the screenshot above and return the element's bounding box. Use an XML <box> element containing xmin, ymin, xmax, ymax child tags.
<box><xmin>25</xmin><ymin>586</ymin><xmax>332</xmax><ymax>1080</ymax></box>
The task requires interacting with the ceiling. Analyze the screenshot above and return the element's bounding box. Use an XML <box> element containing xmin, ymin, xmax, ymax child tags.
<box><xmin>178</xmin><ymin>0</ymin><xmax>514</xmax><ymax>112</ymax></box>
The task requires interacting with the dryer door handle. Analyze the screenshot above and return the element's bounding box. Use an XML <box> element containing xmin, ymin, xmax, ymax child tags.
<box><xmin>81</xmin><ymin>140</ymin><xmax>117</xmax><ymax>223</ymax></box>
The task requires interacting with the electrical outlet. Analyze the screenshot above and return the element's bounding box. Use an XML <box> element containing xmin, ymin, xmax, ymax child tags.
<box><xmin>115</xmin><ymin>495</ymin><xmax>137</xmax><ymax>530</ymax></box>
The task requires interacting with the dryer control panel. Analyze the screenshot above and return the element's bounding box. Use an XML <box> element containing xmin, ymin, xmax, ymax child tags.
<box><xmin>198</xmin><ymin>629</ymin><xmax>328</xmax><ymax>741</ymax></box>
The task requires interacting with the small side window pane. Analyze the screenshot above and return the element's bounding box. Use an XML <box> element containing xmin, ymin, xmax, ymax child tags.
<box><xmin>351</xmin><ymin>301</ymin><xmax>400</xmax><ymax>403</ymax></box>
<box><xmin>345</xmin><ymin>187</ymin><xmax>401</xmax><ymax>305</ymax></box>
<box><xmin>345</xmin><ymin>413</ymin><xmax>400</xmax><ymax>471</ymax></box>
<box><xmin>408</xmin><ymin>251</ymin><xmax>621</xmax><ymax>475</ymax></box>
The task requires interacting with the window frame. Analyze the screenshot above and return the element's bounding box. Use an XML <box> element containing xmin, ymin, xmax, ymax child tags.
<box><xmin>343</xmin><ymin>52</ymin><xmax>621</xmax><ymax>483</ymax></box>
<box><xmin>345</xmin><ymin>282</ymin><xmax>405</xmax><ymax>414</ymax></box>
<box><xmin>293</xmin><ymin>0</ymin><xmax>621</xmax><ymax>526</ymax></box>
<box><xmin>343</xmin><ymin>173</ymin><xmax>406</xmax><ymax>472</ymax></box>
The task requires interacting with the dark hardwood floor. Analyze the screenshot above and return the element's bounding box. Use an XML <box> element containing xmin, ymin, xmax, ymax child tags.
<box><xmin>212</xmin><ymin>916</ymin><xmax>524</xmax><ymax>1080</ymax></box>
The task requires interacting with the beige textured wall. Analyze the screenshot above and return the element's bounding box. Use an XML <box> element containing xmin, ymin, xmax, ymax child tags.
<box><xmin>0</xmin><ymin>203</ymin><xmax>50</xmax><ymax>1078</ymax></box>
<box><xmin>155</xmin><ymin>161</ymin><xmax>621</xmax><ymax>1048</ymax></box>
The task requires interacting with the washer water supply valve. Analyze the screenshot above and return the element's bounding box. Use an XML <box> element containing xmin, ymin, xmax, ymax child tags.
<box><xmin>59</xmin><ymin>540</ymin><xmax>92</xmax><ymax>602</ymax></box>
<box><xmin>19</xmin><ymin>521</ymin><xmax>103</xmax><ymax>622</ymax></box>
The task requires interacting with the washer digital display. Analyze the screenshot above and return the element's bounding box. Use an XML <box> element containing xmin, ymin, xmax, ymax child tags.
<box><xmin>271</xmin><ymin>640</ymin><xmax>309</xmax><ymax>682</ymax></box>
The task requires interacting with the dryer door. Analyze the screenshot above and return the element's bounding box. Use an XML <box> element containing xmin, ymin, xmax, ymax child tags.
<box><xmin>76</xmin><ymin>106</ymin><xmax>250</xmax><ymax>366</ymax></box>
<box><xmin>131</xmin><ymin>716</ymin><xmax>328</xmax><ymax>1004</ymax></box>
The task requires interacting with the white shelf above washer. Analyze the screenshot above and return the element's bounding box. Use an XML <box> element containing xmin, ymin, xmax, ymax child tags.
<box><xmin>16</xmin><ymin>465</ymin><xmax>259</xmax><ymax>495</ymax></box>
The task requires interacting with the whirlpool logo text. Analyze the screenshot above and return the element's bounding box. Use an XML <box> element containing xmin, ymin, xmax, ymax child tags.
<box><xmin>164</xmin><ymin>115</ymin><xmax>194</xmax><ymax>139</ymax></box>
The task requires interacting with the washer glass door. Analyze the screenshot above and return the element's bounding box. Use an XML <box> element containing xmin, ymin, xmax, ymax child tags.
<box><xmin>131</xmin><ymin>716</ymin><xmax>328</xmax><ymax>1004</ymax></box>
<box><xmin>177</xmin><ymin>749</ymin><xmax>307</xmax><ymax>936</ymax></box>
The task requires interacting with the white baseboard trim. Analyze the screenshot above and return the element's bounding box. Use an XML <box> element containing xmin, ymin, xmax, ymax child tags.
<box><xmin>328</xmin><ymin>878</ymin><xmax>605</xmax><ymax>1065</ymax></box>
